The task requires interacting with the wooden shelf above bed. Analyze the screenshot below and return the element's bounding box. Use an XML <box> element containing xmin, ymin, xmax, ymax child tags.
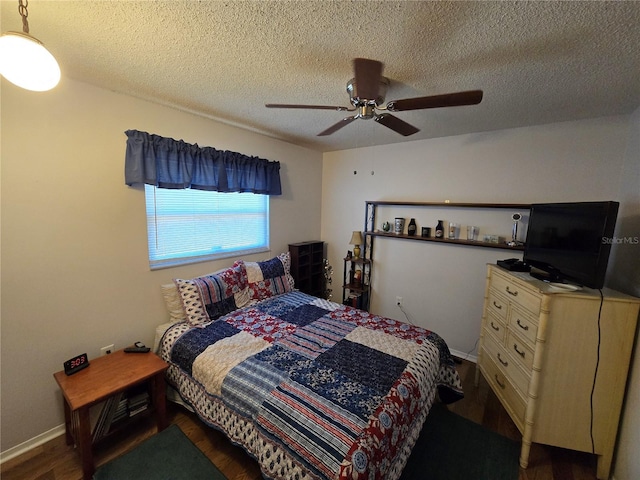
<box><xmin>364</xmin><ymin>201</ymin><xmax>531</xmax><ymax>254</ymax></box>
<box><xmin>364</xmin><ymin>231</ymin><xmax>525</xmax><ymax>251</ymax></box>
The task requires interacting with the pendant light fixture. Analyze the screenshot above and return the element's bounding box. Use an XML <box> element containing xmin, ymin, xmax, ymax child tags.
<box><xmin>0</xmin><ymin>0</ymin><xmax>60</xmax><ymax>91</ymax></box>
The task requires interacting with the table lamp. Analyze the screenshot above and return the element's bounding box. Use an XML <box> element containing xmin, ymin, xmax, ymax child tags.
<box><xmin>349</xmin><ymin>231</ymin><xmax>363</xmax><ymax>258</ymax></box>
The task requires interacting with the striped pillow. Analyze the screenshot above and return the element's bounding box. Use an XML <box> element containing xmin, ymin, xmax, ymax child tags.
<box><xmin>174</xmin><ymin>263</ymin><xmax>249</xmax><ymax>327</ymax></box>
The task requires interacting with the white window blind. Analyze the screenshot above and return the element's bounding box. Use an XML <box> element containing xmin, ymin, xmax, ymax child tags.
<box><xmin>144</xmin><ymin>185</ymin><xmax>269</xmax><ymax>269</ymax></box>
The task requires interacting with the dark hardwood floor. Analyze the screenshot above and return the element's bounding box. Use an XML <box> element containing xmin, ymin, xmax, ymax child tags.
<box><xmin>450</xmin><ymin>360</ymin><xmax>598</xmax><ymax>480</ymax></box>
<box><xmin>1</xmin><ymin>360</ymin><xmax>598</xmax><ymax>480</ymax></box>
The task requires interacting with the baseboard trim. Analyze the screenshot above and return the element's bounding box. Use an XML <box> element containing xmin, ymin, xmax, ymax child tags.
<box><xmin>0</xmin><ymin>424</ymin><xmax>65</xmax><ymax>465</ymax></box>
<box><xmin>450</xmin><ymin>348</ymin><xmax>477</xmax><ymax>363</ymax></box>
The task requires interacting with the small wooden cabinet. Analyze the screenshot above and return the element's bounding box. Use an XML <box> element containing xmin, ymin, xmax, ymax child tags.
<box><xmin>289</xmin><ymin>241</ymin><xmax>325</xmax><ymax>298</ymax></box>
<box><xmin>475</xmin><ymin>265</ymin><xmax>640</xmax><ymax>480</ymax></box>
<box><xmin>53</xmin><ymin>349</ymin><xmax>168</xmax><ymax>480</ymax></box>
<box><xmin>342</xmin><ymin>256</ymin><xmax>371</xmax><ymax>311</ymax></box>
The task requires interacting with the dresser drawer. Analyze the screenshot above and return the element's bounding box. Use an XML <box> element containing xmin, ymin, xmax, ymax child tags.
<box><xmin>508</xmin><ymin>306</ymin><xmax>538</xmax><ymax>346</ymax></box>
<box><xmin>481</xmin><ymin>354</ymin><xmax>526</xmax><ymax>429</ymax></box>
<box><xmin>482</xmin><ymin>335</ymin><xmax>531</xmax><ymax>397</ymax></box>
<box><xmin>484</xmin><ymin>310</ymin><xmax>507</xmax><ymax>343</ymax></box>
<box><xmin>491</xmin><ymin>271</ymin><xmax>541</xmax><ymax>316</ymax></box>
<box><xmin>506</xmin><ymin>329</ymin><xmax>535</xmax><ymax>371</ymax></box>
<box><xmin>487</xmin><ymin>288</ymin><xmax>508</xmax><ymax>321</ymax></box>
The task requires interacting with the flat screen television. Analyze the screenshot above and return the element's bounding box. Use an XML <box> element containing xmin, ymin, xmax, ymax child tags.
<box><xmin>523</xmin><ymin>201</ymin><xmax>619</xmax><ymax>289</ymax></box>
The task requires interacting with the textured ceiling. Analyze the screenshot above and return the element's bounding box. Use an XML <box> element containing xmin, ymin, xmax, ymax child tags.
<box><xmin>2</xmin><ymin>0</ymin><xmax>639</xmax><ymax>152</ymax></box>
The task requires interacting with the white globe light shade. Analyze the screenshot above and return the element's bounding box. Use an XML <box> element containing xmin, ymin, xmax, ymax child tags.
<box><xmin>0</xmin><ymin>31</ymin><xmax>60</xmax><ymax>91</ymax></box>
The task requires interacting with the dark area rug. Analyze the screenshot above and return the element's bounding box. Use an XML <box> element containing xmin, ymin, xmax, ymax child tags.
<box><xmin>93</xmin><ymin>424</ymin><xmax>227</xmax><ymax>480</ymax></box>
<box><xmin>400</xmin><ymin>402</ymin><xmax>520</xmax><ymax>480</ymax></box>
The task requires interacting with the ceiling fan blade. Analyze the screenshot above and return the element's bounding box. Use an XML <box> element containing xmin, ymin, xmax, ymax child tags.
<box><xmin>266</xmin><ymin>103</ymin><xmax>351</xmax><ymax>111</ymax></box>
<box><xmin>387</xmin><ymin>90</ymin><xmax>483</xmax><ymax>112</ymax></box>
<box><xmin>374</xmin><ymin>113</ymin><xmax>420</xmax><ymax>136</ymax></box>
<box><xmin>317</xmin><ymin>116</ymin><xmax>357</xmax><ymax>136</ymax></box>
<box><xmin>353</xmin><ymin>58</ymin><xmax>383</xmax><ymax>100</ymax></box>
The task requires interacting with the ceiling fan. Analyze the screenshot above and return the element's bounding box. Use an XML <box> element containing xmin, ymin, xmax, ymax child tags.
<box><xmin>266</xmin><ymin>58</ymin><xmax>483</xmax><ymax>137</ymax></box>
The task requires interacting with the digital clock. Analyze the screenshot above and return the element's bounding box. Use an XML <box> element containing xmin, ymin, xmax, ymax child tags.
<box><xmin>64</xmin><ymin>353</ymin><xmax>90</xmax><ymax>376</ymax></box>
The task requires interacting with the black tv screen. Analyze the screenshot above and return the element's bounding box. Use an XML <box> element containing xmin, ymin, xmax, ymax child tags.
<box><xmin>523</xmin><ymin>201</ymin><xmax>619</xmax><ymax>289</ymax></box>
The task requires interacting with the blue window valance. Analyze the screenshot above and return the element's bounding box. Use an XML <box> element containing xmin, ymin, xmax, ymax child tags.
<box><xmin>124</xmin><ymin>130</ymin><xmax>282</xmax><ymax>195</ymax></box>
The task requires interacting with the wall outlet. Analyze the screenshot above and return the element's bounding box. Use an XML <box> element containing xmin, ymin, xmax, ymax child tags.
<box><xmin>100</xmin><ymin>344</ymin><xmax>114</xmax><ymax>356</ymax></box>
<box><xmin>396</xmin><ymin>296</ymin><xmax>403</xmax><ymax>307</ymax></box>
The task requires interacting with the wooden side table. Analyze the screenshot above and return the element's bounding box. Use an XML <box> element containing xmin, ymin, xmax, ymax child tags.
<box><xmin>53</xmin><ymin>349</ymin><xmax>169</xmax><ymax>480</ymax></box>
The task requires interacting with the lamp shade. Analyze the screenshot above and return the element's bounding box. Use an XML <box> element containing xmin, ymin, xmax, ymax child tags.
<box><xmin>0</xmin><ymin>31</ymin><xmax>60</xmax><ymax>91</ymax></box>
<box><xmin>349</xmin><ymin>231</ymin><xmax>363</xmax><ymax>246</ymax></box>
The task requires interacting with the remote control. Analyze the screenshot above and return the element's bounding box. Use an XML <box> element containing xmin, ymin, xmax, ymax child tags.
<box><xmin>124</xmin><ymin>342</ymin><xmax>150</xmax><ymax>353</ymax></box>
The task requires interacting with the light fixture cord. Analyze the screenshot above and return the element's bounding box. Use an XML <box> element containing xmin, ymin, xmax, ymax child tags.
<box><xmin>18</xmin><ymin>0</ymin><xmax>30</xmax><ymax>34</ymax></box>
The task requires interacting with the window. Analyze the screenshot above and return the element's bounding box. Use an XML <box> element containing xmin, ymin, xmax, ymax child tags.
<box><xmin>144</xmin><ymin>185</ymin><xmax>269</xmax><ymax>269</ymax></box>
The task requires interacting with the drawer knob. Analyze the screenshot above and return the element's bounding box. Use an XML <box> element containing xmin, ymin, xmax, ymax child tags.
<box><xmin>493</xmin><ymin>301</ymin><xmax>503</xmax><ymax>310</ymax></box>
<box><xmin>497</xmin><ymin>353</ymin><xmax>509</xmax><ymax>367</ymax></box>
<box><xmin>490</xmin><ymin>322</ymin><xmax>500</xmax><ymax>331</ymax></box>
<box><xmin>495</xmin><ymin>374</ymin><xmax>506</xmax><ymax>389</ymax></box>
<box><xmin>516</xmin><ymin>319</ymin><xmax>529</xmax><ymax>331</ymax></box>
<box><xmin>506</xmin><ymin>286</ymin><xmax>518</xmax><ymax>297</ymax></box>
<box><xmin>513</xmin><ymin>344</ymin><xmax>526</xmax><ymax>358</ymax></box>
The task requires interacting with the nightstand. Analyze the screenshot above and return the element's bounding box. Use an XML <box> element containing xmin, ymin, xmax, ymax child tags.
<box><xmin>53</xmin><ymin>349</ymin><xmax>169</xmax><ymax>480</ymax></box>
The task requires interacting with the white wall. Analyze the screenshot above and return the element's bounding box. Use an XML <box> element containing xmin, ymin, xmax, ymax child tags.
<box><xmin>0</xmin><ymin>78</ymin><xmax>323</xmax><ymax>452</ymax></box>
<box><xmin>608</xmin><ymin>107</ymin><xmax>640</xmax><ymax>480</ymax></box>
<box><xmin>321</xmin><ymin>116</ymin><xmax>631</xmax><ymax>357</ymax></box>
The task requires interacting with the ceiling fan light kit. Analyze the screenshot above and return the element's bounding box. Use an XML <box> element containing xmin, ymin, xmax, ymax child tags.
<box><xmin>0</xmin><ymin>0</ymin><xmax>60</xmax><ymax>92</ymax></box>
<box><xmin>266</xmin><ymin>58</ymin><xmax>483</xmax><ymax>137</ymax></box>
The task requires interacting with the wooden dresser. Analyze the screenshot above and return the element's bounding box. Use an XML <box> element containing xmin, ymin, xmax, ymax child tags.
<box><xmin>476</xmin><ymin>264</ymin><xmax>640</xmax><ymax>480</ymax></box>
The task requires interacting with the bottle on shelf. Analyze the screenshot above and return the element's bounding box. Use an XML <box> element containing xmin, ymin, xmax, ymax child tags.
<box><xmin>435</xmin><ymin>220</ymin><xmax>444</xmax><ymax>238</ymax></box>
<box><xmin>407</xmin><ymin>218</ymin><xmax>417</xmax><ymax>236</ymax></box>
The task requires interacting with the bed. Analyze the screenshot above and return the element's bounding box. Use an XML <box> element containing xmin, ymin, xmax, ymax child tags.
<box><xmin>156</xmin><ymin>252</ymin><xmax>463</xmax><ymax>480</ymax></box>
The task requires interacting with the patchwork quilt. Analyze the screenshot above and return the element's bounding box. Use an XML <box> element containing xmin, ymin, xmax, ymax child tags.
<box><xmin>159</xmin><ymin>291</ymin><xmax>463</xmax><ymax>480</ymax></box>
